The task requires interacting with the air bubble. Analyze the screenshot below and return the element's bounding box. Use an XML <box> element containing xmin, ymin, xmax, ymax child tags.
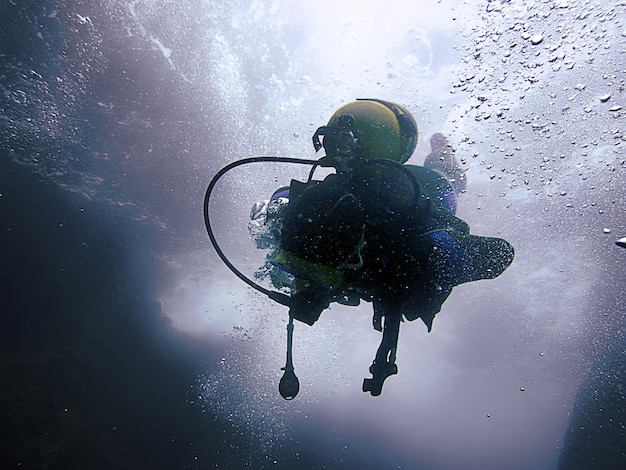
<box><xmin>530</xmin><ymin>34</ymin><xmax>544</xmax><ymax>45</ymax></box>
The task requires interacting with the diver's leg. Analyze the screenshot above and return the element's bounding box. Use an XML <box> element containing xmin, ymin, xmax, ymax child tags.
<box><xmin>426</xmin><ymin>228</ymin><xmax>513</xmax><ymax>286</ymax></box>
<box><xmin>363</xmin><ymin>300</ymin><xmax>401</xmax><ymax>396</ymax></box>
<box><xmin>457</xmin><ymin>235</ymin><xmax>515</xmax><ymax>284</ymax></box>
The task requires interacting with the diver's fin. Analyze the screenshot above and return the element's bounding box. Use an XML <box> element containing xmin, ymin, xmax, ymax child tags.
<box><xmin>363</xmin><ymin>311</ymin><xmax>401</xmax><ymax>396</ymax></box>
<box><xmin>458</xmin><ymin>235</ymin><xmax>514</xmax><ymax>284</ymax></box>
<box><xmin>421</xmin><ymin>313</ymin><xmax>434</xmax><ymax>332</ymax></box>
<box><xmin>362</xmin><ymin>362</ymin><xmax>398</xmax><ymax>396</ymax></box>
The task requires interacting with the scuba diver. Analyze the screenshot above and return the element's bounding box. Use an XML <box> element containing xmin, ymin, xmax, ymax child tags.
<box><xmin>205</xmin><ymin>99</ymin><xmax>514</xmax><ymax>399</ymax></box>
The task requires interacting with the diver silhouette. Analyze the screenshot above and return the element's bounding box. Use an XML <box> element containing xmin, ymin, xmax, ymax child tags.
<box><xmin>207</xmin><ymin>99</ymin><xmax>514</xmax><ymax>399</ymax></box>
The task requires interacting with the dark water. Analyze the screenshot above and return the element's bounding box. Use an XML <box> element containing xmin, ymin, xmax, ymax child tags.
<box><xmin>0</xmin><ymin>162</ymin><xmax>199</xmax><ymax>468</ymax></box>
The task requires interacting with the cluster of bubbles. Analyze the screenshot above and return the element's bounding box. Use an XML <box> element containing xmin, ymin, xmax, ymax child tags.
<box><xmin>1</xmin><ymin>9</ymin><xmax>105</xmax><ymax>189</ymax></box>
<box><xmin>248</xmin><ymin>196</ymin><xmax>295</xmax><ymax>292</ymax></box>
<box><xmin>193</xmin><ymin>292</ymin><xmax>296</xmax><ymax>465</ymax></box>
<box><xmin>450</xmin><ymin>0</ymin><xmax>624</xmax><ymax>167</ymax></box>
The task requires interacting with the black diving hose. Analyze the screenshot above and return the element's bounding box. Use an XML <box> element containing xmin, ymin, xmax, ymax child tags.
<box><xmin>203</xmin><ymin>156</ymin><xmax>320</xmax><ymax>307</ymax></box>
